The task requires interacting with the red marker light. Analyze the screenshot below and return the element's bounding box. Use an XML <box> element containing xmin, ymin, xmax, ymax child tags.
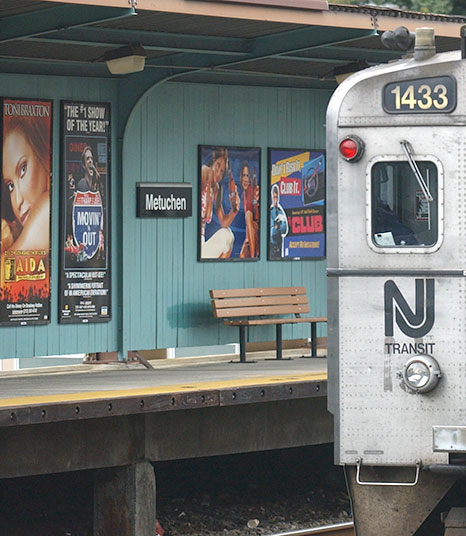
<box><xmin>339</xmin><ymin>136</ymin><xmax>364</xmax><ymax>161</ymax></box>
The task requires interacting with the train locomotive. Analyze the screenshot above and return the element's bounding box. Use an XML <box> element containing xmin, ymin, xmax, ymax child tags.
<box><xmin>327</xmin><ymin>25</ymin><xmax>466</xmax><ymax>535</ymax></box>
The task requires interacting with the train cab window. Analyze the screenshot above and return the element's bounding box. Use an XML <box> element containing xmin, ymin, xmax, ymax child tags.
<box><xmin>370</xmin><ymin>160</ymin><xmax>440</xmax><ymax>250</ymax></box>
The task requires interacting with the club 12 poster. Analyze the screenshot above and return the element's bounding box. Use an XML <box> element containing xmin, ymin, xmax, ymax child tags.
<box><xmin>268</xmin><ymin>148</ymin><xmax>325</xmax><ymax>260</ymax></box>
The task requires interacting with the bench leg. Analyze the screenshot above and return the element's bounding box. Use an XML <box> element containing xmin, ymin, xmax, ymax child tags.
<box><xmin>311</xmin><ymin>322</ymin><xmax>317</xmax><ymax>357</ymax></box>
<box><xmin>239</xmin><ymin>325</ymin><xmax>247</xmax><ymax>363</ymax></box>
<box><xmin>276</xmin><ymin>324</ymin><xmax>282</xmax><ymax>360</ymax></box>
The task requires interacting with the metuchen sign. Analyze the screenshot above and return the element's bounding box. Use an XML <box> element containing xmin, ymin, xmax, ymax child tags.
<box><xmin>137</xmin><ymin>183</ymin><xmax>192</xmax><ymax>218</ymax></box>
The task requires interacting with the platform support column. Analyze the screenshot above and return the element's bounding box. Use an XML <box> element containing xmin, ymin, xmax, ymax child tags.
<box><xmin>94</xmin><ymin>460</ymin><xmax>156</xmax><ymax>536</ymax></box>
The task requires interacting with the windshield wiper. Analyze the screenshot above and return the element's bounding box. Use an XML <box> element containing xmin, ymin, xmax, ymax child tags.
<box><xmin>400</xmin><ymin>140</ymin><xmax>434</xmax><ymax>202</ymax></box>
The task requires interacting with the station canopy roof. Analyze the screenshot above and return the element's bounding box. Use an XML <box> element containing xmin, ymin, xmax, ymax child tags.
<box><xmin>0</xmin><ymin>0</ymin><xmax>465</xmax><ymax>90</ymax></box>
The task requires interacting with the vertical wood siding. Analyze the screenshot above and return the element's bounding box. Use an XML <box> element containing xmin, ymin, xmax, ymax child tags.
<box><xmin>0</xmin><ymin>74</ymin><xmax>120</xmax><ymax>359</ymax></box>
<box><xmin>122</xmin><ymin>82</ymin><xmax>331</xmax><ymax>353</ymax></box>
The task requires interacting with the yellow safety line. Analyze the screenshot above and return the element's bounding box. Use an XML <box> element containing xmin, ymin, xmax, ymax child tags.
<box><xmin>0</xmin><ymin>372</ymin><xmax>327</xmax><ymax>408</ymax></box>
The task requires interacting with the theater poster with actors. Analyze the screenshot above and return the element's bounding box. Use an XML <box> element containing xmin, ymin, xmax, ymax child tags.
<box><xmin>268</xmin><ymin>148</ymin><xmax>325</xmax><ymax>260</ymax></box>
<box><xmin>198</xmin><ymin>145</ymin><xmax>260</xmax><ymax>261</ymax></box>
<box><xmin>59</xmin><ymin>101</ymin><xmax>111</xmax><ymax>323</ymax></box>
<box><xmin>0</xmin><ymin>98</ymin><xmax>52</xmax><ymax>325</ymax></box>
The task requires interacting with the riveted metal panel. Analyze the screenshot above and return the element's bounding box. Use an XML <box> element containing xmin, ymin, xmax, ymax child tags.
<box><xmin>327</xmin><ymin>50</ymin><xmax>466</xmax><ymax>466</ymax></box>
<box><xmin>337</xmin><ymin>275</ymin><xmax>466</xmax><ymax>466</ymax></box>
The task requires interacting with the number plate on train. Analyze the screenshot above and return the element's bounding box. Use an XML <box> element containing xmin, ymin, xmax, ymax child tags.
<box><xmin>383</xmin><ymin>76</ymin><xmax>456</xmax><ymax>113</ymax></box>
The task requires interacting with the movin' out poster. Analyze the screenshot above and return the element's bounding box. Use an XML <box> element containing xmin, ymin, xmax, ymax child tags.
<box><xmin>0</xmin><ymin>98</ymin><xmax>52</xmax><ymax>325</ymax></box>
<box><xmin>59</xmin><ymin>101</ymin><xmax>111</xmax><ymax>323</ymax></box>
<box><xmin>268</xmin><ymin>148</ymin><xmax>325</xmax><ymax>260</ymax></box>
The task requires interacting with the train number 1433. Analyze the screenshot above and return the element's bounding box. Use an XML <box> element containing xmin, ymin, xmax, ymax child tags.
<box><xmin>383</xmin><ymin>76</ymin><xmax>456</xmax><ymax>114</ymax></box>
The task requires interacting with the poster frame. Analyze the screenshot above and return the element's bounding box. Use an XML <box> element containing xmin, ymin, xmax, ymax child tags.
<box><xmin>59</xmin><ymin>99</ymin><xmax>112</xmax><ymax>324</ymax></box>
<box><xmin>267</xmin><ymin>147</ymin><xmax>326</xmax><ymax>261</ymax></box>
<box><xmin>198</xmin><ymin>144</ymin><xmax>261</xmax><ymax>262</ymax></box>
<box><xmin>0</xmin><ymin>97</ymin><xmax>53</xmax><ymax>326</ymax></box>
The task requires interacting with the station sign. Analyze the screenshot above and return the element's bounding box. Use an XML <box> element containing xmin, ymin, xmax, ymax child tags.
<box><xmin>137</xmin><ymin>183</ymin><xmax>192</xmax><ymax>218</ymax></box>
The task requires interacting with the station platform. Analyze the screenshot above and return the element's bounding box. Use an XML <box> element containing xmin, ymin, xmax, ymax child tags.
<box><xmin>0</xmin><ymin>349</ymin><xmax>327</xmax><ymax>428</ymax></box>
<box><xmin>0</xmin><ymin>347</ymin><xmax>331</xmax><ymax>483</ymax></box>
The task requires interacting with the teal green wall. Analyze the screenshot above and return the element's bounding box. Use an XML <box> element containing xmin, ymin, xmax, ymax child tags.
<box><xmin>122</xmin><ymin>82</ymin><xmax>331</xmax><ymax>354</ymax></box>
<box><xmin>0</xmin><ymin>75</ymin><xmax>331</xmax><ymax>359</ymax></box>
<box><xmin>0</xmin><ymin>74</ymin><xmax>120</xmax><ymax>359</ymax></box>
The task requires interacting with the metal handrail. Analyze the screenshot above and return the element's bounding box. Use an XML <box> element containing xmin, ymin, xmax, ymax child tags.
<box><xmin>355</xmin><ymin>457</ymin><xmax>421</xmax><ymax>486</ymax></box>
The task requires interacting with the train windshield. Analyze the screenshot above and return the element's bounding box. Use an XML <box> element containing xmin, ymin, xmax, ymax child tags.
<box><xmin>371</xmin><ymin>160</ymin><xmax>438</xmax><ymax>248</ymax></box>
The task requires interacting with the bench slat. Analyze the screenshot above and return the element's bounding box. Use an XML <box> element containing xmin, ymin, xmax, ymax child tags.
<box><xmin>209</xmin><ymin>285</ymin><xmax>327</xmax><ymax>362</ymax></box>
<box><xmin>210</xmin><ymin>287</ymin><xmax>306</xmax><ymax>299</ymax></box>
<box><xmin>212</xmin><ymin>295</ymin><xmax>308</xmax><ymax>309</ymax></box>
<box><xmin>225</xmin><ymin>317</ymin><xmax>327</xmax><ymax>326</ymax></box>
<box><xmin>214</xmin><ymin>304</ymin><xmax>310</xmax><ymax>319</ymax></box>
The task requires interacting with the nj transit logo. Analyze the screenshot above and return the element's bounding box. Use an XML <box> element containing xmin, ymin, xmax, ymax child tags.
<box><xmin>384</xmin><ymin>279</ymin><xmax>435</xmax><ymax>338</ymax></box>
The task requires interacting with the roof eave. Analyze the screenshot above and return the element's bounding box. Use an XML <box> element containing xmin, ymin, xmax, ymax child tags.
<box><xmin>41</xmin><ymin>0</ymin><xmax>465</xmax><ymax>38</ymax></box>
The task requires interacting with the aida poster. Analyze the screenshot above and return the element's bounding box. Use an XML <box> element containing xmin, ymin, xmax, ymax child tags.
<box><xmin>59</xmin><ymin>101</ymin><xmax>111</xmax><ymax>323</ymax></box>
<box><xmin>268</xmin><ymin>148</ymin><xmax>325</xmax><ymax>260</ymax></box>
<box><xmin>0</xmin><ymin>98</ymin><xmax>52</xmax><ymax>325</ymax></box>
<box><xmin>198</xmin><ymin>145</ymin><xmax>260</xmax><ymax>261</ymax></box>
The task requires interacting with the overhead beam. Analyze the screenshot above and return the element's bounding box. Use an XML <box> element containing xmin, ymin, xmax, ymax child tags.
<box><xmin>280</xmin><ymin>46</ymin><xmax>402</xmax><ymax>64</ymax></box>
<box><xmin>24</xmin><ymin>26</ymin><xmax>399</xmax><ymax>65</ymax></box>
<box><xmin>174</xmin><ymin>65</ymin><xmax>332</xmax><ymax>82</ymax></box>
<box><xmin>22</xmin><ymin>28</ymin><xmax>398</xmax><ymax>70</ymax></box>
<box><xmin>0</xmin><ymin>57</ymin><xmax>113</xmax><ymax>79</ymax></box>
<box><xmin>145</xmin><ymin>26</ymin><xmax>377</xmax><ymax>70</ymax></box>
<box><xmin>25</xmin><ymin>26</ymin><xmax>250</xmax><ymax>56</ymax></box>
<box><xmin>0</xmin><ymin>4</ymin><xmax>136</xmax><ymax>43</ymax></box>
<box><xmin>233</xmin><ymin>25</ymin><xmax>378</xmax><ymax>66</ymax></box>
<box><xmin>176</xmin><ymin>70</ymin><xmax>337</xmax><ymax>90</ymax></box>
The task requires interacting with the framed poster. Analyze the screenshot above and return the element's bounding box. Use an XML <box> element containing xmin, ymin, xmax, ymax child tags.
<box><xmin>198</xmin><ymin>145</ymin><xmax>260</xmax><ymax>261</ymax></box>
<box><xmin>0</xmin><ymin>98</ymin><xmax>53</xmax><ymax>325</ymax></box>
<box><xmin>268</xmin><ymin>148</ymin><xmax>326</xmax><ymax>260</ymax></box>
<box><xmin>59</xmin><ymin>101</ymin><xmax>111</xmax><ymax>323</ymax></box>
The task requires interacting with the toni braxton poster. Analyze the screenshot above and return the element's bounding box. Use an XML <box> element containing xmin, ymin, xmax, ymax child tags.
<box><xmin>0</xmin><ymin>98</ymin><xmax>52</xmax><ymax>325</ymax></box>
<box><xmin>268</xmin><ymin>148</ymin><xmax>325</xmax><ymax>260</ymax></box>
<box><xmin>59</xmin><ymin>101</ymin><xmax>111</xmax><ymax>323</ymax></box>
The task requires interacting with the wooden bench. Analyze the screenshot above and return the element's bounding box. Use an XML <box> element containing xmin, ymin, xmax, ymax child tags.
<box><xmin>210</xmin><ymin>286</ymin><xmax>327</xmax><ymax>363</ymax></box>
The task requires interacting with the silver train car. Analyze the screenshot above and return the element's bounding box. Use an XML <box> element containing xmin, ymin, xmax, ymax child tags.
<box><xmin>327</xmin><ymin>26</ymin><xmax>466</xmax><ymax>535</ymax></box>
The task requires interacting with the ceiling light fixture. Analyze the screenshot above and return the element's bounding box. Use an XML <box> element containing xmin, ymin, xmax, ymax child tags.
<box><xmin>104</xmin><ymin>44</ymin><xmax>146</xmax><ymax>75</ymax></box>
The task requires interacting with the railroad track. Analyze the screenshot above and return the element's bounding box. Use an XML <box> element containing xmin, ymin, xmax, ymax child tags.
<box><xmin>268</xmin><ymin>521</ymin><xmax>355</xmax><ymax>536</ymax></box>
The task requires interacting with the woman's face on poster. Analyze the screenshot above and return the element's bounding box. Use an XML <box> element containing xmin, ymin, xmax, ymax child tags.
<box><xmin>3</xmin><ymin>128</ymin><xmax>48</xmax><ymax>226</ymax></box>
<box><xmin>241</xmin><ymin>165</ymin><xmax>250</xmax><ymax>190</ymax></box>
<box><xmin>212</xmin><ymin>156</ymin><xmax>226</xmax><ymax>183</ymax></box>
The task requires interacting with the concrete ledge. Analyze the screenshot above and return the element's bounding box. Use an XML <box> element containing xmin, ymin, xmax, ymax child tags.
<box><xmin>0</xmin><ymin>398</ymin><xmax>332</xmax><ymax>478</ymax></box>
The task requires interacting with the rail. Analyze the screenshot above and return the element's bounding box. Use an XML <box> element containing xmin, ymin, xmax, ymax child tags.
<box><xmin>267</xmin><ymin>521</ymin><xmax>354</xmax><ymax>536</ymax></box>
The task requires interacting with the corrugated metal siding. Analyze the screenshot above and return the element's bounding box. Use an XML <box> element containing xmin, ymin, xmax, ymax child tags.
<box><xmin>0</xmin><ymin>73</ymin><xmax>120</xmax><ymax>359</ymax></box>
<box><xmin>122</xmin><ymin>82</ymin><xmax>331</xmax><ymax>352</ymax></box>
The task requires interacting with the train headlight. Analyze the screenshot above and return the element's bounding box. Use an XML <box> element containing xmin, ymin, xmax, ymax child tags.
<box><xmin>339</xmin><ymin>135</ymin><xmax>365</xmax><ymax>162</ymax></box>
<box><xmin>402</xmin><ymin>355</ymin><xmax>441</xmax><ymax>394</ymax></box>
